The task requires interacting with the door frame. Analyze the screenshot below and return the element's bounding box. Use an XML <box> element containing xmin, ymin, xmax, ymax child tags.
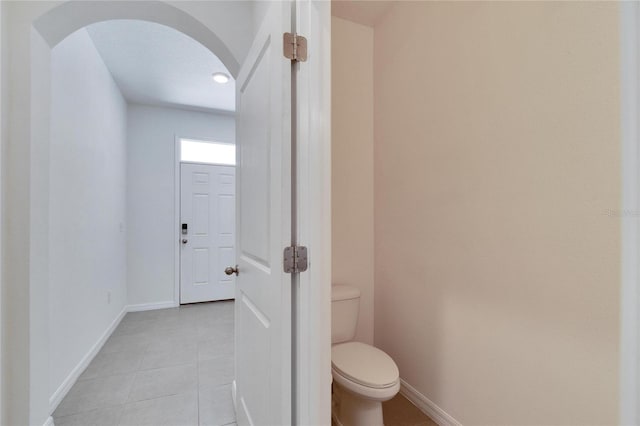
<box><xmin>173</xmin><ymin>135</ymin><xmax>237</xmax><ymax>306</ymax></box>
<box><xmin>293</xmin><ymin>1</ymin><xmax>332</xmax><ymax>424</ymax></box>
<box><xmin>620</xmin><ymin>2</ymin><xmax>640</xmax><ymax>424</ymax></box>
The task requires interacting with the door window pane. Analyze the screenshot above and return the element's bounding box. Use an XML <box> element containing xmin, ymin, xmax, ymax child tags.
<box><xmin>180</xmin><ymin>138</ymin><xmax>235</xmax><ymax>165</ymax></box>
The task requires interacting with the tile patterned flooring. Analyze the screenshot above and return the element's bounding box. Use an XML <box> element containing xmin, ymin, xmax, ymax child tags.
<box><xmin>54</xmin><ymin>300</ymin><xmax>436</xmax><ymax>426</ymax></box>
<box><xmin>53</xmin><ymin>301</ymin><xmax>236</xmax><ymax>426</ymax></box>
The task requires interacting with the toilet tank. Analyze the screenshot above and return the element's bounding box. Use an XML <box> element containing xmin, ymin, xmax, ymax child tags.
<box><xmin>331</xmin><ymin>285</ymin><xmax>361</xmax><ymax>344</ymax></box>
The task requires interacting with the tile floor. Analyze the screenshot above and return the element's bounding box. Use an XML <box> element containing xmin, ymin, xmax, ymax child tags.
<box><xmin>54</xmin><ymin>300</ymin><xmax>436</xmax><ymax>426</ymax></box>
<box><xmin>383</xmin><ymin>394</ymin><xmax>437</xmax><ymax>426</ymax></box>
<box><xmin>53</xmin><ymin>301</ymin><xmax>236</xmax><ymax>426</ymax></box>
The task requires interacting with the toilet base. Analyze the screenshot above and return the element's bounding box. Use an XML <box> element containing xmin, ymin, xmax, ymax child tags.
<box><xmin>333</xmin><ymin>383</ymin><xmax>384</xmax><ymax>426</ymax></box>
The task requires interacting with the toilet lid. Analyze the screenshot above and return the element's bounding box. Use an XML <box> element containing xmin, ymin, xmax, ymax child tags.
<box><xmin>331</xmin><ymin>342</ymin><xmax>399</xmax><ymax>389</ymax></box>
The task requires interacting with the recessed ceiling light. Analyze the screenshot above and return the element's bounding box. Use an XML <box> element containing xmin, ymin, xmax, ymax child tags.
<box><xmin>212</xmin><ymin>72</ymin><xmax>230</xmax><ymax>84</ymax></box>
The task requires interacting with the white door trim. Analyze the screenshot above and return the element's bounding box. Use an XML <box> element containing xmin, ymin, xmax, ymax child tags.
<box><xmin>294</xmin><ymin>1</ymin><xmax>332</xmax><ymax>424</ymax></box>
<box><xmin>620</xmin><ymin>3</ymin><xmax>640</xmax><ymax>424</ymax></box>
<box><xmin>0</xmin><ymin>3</ymin><xmax>4</xmax><ymax>421</ymax></box>
<box><xmin>174</xmin><ymin>135</ymin><xmax>181</xmax><ymax>305</ymax></box>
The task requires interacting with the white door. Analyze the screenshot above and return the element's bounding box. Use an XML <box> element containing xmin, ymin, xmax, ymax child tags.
<box><xmin>233</xmin><ymin>2</ymin><xmax>292</xmax><ymax>425</ymax></box>
<box><xmin>180</xmin><ymin>163</ymin><xmax>236</xmax><ymax>304</ymax></box>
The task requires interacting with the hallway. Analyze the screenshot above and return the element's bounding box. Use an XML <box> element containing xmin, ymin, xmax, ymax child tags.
<box><xmin>53</xmin><ymin>301</ymin><xmax>235</xmax><ymax>426</ymax></box>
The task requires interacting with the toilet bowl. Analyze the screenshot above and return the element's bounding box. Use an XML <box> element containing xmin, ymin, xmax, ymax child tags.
<box><xmin>331</xmin><ymin>286</ymin><xmax>400</xmax><ymax>426</ymax></box>
<box><xmin>332</xmin><ymin>341</ymin><xmax>400</xmax><ymax>426</ymax></box>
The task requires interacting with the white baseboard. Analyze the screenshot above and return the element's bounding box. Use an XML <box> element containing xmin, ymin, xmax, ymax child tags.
<box><xmin>49</xmin><ymin>306</ymin><xmax>127</xmax><ymax>413</ymax></box>
<box><xmin>43</xmin><ymin>416</ymin><xmax>54</xmax><ymax>426</ymax></box>
<box><xmin>127</xmin><ymin>301</ymin><xmax>178</xmax><ymax>312</ymax></box>
<box><xmin>48</xmin><ymin>301</ymin><xmax>179</xmax><ymax>414</ymax></box>
<box><xmin>400</xmin><ymin>379</ymin><xmax>462</xmax><ymax>426</ymax></box>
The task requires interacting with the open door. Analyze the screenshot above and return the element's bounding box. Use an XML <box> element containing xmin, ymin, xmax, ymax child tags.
<box><xmin>233</xmin><ymin>2</ymin><xmax>292</xmax><ymax>425</ymax></box>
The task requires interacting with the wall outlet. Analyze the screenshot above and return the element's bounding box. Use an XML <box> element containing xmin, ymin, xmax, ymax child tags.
<box><xmin>107</xmin><ymin>291</ymin><xmax>111</xmax><ymax>304</ymax></box>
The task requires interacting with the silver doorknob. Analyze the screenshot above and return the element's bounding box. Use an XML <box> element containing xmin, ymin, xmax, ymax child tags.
<box><xmin>182</xmin><ymin>239</ymin><xmax>188</xmax><ymax>244</ymax></box>
<box><xmin>225</xmin><ymin>265</ymin><xmax>239</xmax><ymax>276</ymax></box>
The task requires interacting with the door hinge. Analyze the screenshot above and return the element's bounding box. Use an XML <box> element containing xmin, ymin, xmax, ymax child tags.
<box><xmin>283</xmin><ymin>245</ymin><xmax>308</xmax><ymax>273</ymax></box>
<box><xmin>283</xmin><ymin>32</ymin><xmax>308</xmax><ymax>62</ymax></box>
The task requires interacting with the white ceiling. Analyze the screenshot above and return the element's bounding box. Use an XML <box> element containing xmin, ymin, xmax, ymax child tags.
<box><xmin>86</xmin><ymin>20</ymin><xmax>235</xmax><ymax>113</ymax></box>
<box><xmin>331</xmin><ymin>1</ymin><xmax>395</xmax><ymax>27</ymax></box>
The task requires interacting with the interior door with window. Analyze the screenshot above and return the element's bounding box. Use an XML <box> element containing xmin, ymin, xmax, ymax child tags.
<box><xmin>233</xmin><ymin>1</ymin><xmax>292</xmax><ymax>425</ymax></box>
<box><xmin>180</xmin><ymin>140</ymin><xmax>236</xmax><ymax>304</ymax></box>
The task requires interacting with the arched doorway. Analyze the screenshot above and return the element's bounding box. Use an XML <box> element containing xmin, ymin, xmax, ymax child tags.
<box><xmin>4</xmin><ymin>2</ymin><xmax>247</xmax><ymax>424</ymax></box>
<box><xmin>33</xmin><ymin>1</ymin><xmax>241</xmax><ymax>77</ymax></box>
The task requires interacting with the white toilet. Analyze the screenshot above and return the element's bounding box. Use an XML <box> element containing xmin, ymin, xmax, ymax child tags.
<box><xmin>332</xmin><ymin>285</ymin><xmax>400</xmax><ymax>426</ymax></box>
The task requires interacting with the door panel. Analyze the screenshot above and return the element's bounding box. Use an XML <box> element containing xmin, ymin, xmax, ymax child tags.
<box><xmin>234</xmin><ymin>1</ymin><xmax>291</xmax><ymax>425</ymax></box>
<box><xmin>239</xmin><ymin>44</ymin><xmax>271</xmax><ymax>267</ymax></box>
<box><xmin>180</xmin><ymin>163</ymin><xmax>236</xmax><ymax>303</ymax></box>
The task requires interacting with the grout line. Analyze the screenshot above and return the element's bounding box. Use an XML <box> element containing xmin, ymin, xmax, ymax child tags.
<box><xmin>121</xmin><ymin>391</ymin><xmax>185</xmax><ymax>405</ymax></box>
<box><xmin>57</xmin><ymin>302</ymin><xmax>234</xmax><ymax>424</ymax></box>
<box><xmin>53</xmin><ymin>400</ymin><xmax>126</xmax><ymax>421</ymax></box>
<box><xmin>123</xmin><ymin>371</ymin><xmax>137</xmax><ymax>406</ymax></box>
<box><xmin>197</xmin><ymin>330</ymin><xmax>202</xmax><ymax>426</ymax></box>
<box><xmin>114</xmin><ymin>403</ymin><xmax>125</xmax><ymax>426</ymax></box>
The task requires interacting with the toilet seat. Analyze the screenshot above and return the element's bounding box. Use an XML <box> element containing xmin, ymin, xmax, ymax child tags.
<box><xmin>332</xmin><ymin>342</ymin><xmax>399</xmax><ymax>389</ymax></box>
<box><xmin>331</xmin><ymin>341</ymin><xmax>400</xmax><ymax>401</ymax></box>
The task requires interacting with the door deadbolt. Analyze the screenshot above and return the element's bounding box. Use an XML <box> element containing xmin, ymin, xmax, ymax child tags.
<box><xmin>225</xmin><ymin>265</ymin><xmax>239</xmax><ymax>276</ymax></box>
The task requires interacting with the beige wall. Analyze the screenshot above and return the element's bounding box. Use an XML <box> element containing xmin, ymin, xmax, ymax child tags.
<box><xmin>332</xmin><ymin>16</ymin><xmax>375</xmax><ymax>344</ymax></box>
<box><xmin>373</xmin><ymin>2</ymin><xmax>620</xmax><ymax>425</ymax></box>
